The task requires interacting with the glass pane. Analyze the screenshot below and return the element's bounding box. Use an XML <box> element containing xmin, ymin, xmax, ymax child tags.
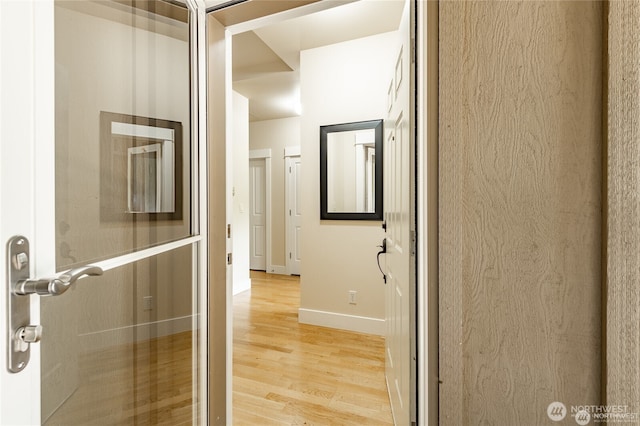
<box><xmin>41</xmin><ymin>245</ymin><xmax>199</xmax><ymax>424</ymax></box>
<box><xmin>55</xmin><ymin>0</ymin><xmax>192</xmax><ymax>270</ymax></box>
<box><xmin>326</xmin><ymin>129</ymin><xmax>376</xmax><ymax>213</ymax></box>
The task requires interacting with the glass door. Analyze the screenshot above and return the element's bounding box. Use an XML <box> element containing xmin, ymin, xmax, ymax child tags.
<box><xmin>0</xmin><ymin>1</ymin><xmax>207</xmax><ymax>424</ymax></box>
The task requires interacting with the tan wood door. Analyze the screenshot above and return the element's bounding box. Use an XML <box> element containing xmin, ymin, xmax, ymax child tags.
<box><xmin>438</xmin><ymin>2</ymin><xmax>603</xmax><ymax>424</ymax></box>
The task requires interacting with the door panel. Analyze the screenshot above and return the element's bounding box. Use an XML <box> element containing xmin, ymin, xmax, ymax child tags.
<box><xmin>0</xmin><ymin>1</ymin><xmax>46</xmax><ymax>422</ymax></box>
<box><xmin>286</xmin><ymin>156</ymin><xmax>302</xmax><ymax>275</ymax></box>
<box><xmin>54</xmin><ymin>1</ymin><xmax>192</xmax><ymax>270</ymax></box>
<box><xmin>249</xmin><ymin>159</ymin><xmax>267</xmax><ymax>270</ymax></box>
<box><xmin>42</xmin><ymin>246</ymin><xmax>195</xmax><ymax>424</ymax></box>
<box><xmin>293</xmin><ymin>158</ymin><xmax>302</xmax><ymax>270</ymax></box>
<box><xmin>1</xmin><ymin>0</ymin><xmax>205</xmax><ymax>424</ymax></box>
<box><xmin>384</xmin><ymin>0</ymin><xmax>414</xmax><ymax>424</ymax></box>
<box><xmin>42</xmin><ymin>2</ymin><xmax>202</xmax><ymax>424</ymax></box>
<box><xmin>439</xmin><ymin>2</ymin><xmax>603</xmax><ymax>424</ymax></box>
<box><xmin>0</xmin><ymin>0</ymin><xmax>204</xmax><ymax>424</ymax></box>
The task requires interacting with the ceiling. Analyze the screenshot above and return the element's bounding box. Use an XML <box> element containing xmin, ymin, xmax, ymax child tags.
<box><xmin>230</xmin><ymin>0</ymin><xmax>405</xmax><ymax>121</ymax></box>
<box><xmin>209</xmin><ymin>0</ymin><xmax>320</xmax><ymax>27</ymax></box>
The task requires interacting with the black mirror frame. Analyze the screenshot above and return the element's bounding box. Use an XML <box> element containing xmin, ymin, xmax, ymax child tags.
<box><xmin>320</xmin><ymin>119</ymin><xmax>383</xmax><ymax>221</ymax></box>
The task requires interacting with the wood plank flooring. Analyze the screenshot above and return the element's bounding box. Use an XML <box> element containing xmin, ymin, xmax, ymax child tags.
<box><xmin>44</xmin><ymin>331</ymin><xmax>194</xmax><ymax>425</ymax></box>
<box><xmin>233</xmin><ymin>271</ymin><xmax>393</xmax><ymax>425</ymax></box>
<box><xmin>42</xmin><ymin>270</ymin><xmax>391</xmax><ymax>425</ymax></box>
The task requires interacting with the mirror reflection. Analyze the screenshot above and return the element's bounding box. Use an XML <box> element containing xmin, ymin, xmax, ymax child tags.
<box><xmin>327</xmin><ymin>129</ymin><xmax>376</xmax><ymax>213</ymax></box>
<box><xmin>100</xmin><ymin>112</ymin><xmax>184</xmax><ymax>222</ymax></box>
<box><xmin>320</xmin><ymin>119</ymin><xmax>383</xmax><ymax>220</ymax></box>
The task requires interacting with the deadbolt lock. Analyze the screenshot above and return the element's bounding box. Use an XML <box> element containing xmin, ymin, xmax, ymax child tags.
<box><xmin>7</xmin><ymin>236</ymin><xmax>35</xmax><ymax>372</ymax></box>
<box><xmin>14</xmin><ymin>325</ymin><xmax>42</xmax><ymax>353</ymax></box>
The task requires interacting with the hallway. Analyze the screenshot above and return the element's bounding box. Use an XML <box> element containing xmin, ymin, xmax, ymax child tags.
<box><xmin>233</xmin><ymin>271</ymin><xmax>393</xmax><ymax>425</ymax></box>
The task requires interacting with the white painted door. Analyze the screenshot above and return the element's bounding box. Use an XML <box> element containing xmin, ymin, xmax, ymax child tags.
<box><xmin>0</xmin><ymin>1</ymin><xmax>207</xmax><ymax>424</ymax></box>
<box><xmin>249</xmin><ymin>158</ymin><xmax>267</xmax><ymax>270</ymax></box>
<box><xmin>286</xmin><ymin>156</ymin><xmax>302</xmax><ymax>275</ymax></box>
<box><xmin>384</xmin><ymin>0</ymin><xmax>415</xmax><ymax>424</ymax></box>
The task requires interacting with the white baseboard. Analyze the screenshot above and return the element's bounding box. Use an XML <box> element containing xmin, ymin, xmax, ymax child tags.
<box><xmin>267</xmin><ymin>264</ymin><xmax>288</xmax><ymax>275</ymax></box>
<box><xmin>78</xmin><ymin>315</ymin><xmax>195</xmax><ymax>351</ymax></box>
<box><xmin>233</xmin><ymin>278</ymin><xmax>251</xmax><ymax>295</ymax></box>
<box><xmin>298</xmin><ymin>308</ymin><xmax>385</xmax><ymax>336</ymax></box>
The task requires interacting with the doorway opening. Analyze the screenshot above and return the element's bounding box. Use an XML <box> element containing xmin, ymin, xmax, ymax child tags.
<box><xmin>207</xmin><ymin>0</ymin><xmax>418</xmax><ymax>423</ymax></box>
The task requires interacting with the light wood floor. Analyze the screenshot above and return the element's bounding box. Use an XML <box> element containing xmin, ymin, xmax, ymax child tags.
<box><xmin>45</xmin><ymin>331</ymin><xmax>194</xmax><ymax>425</ymax></box>
<box><xmin>43</xmin><ymin>271</ymin><xmax>391</xmax><ymax>425</ymax></box>
<box><xmin>233</xmin><ymin>271</ymin><xmax>393</xmax><ymax>425</ymax></box>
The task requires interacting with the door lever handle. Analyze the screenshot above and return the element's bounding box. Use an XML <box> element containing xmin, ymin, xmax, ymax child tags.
<box><xmin>376</xmin><ymin>238</ymin><xmax>387</xmax><ymax>284</ymax></box>
<box><xmin>13</xmin><ymin>265</ymin><xmax>103</xmax><ymax>296</ymax></box>
<box><xmin>6</xmin><ymin>236</ymin><xmax>104</xmax><ymax>372</ymax></box>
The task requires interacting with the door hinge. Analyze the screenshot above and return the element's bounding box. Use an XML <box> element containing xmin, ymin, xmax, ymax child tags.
<box><xmin>289</xmin><ymin>209</ymin><xmax>292</xmax><ymax>216</ymax></box>
<box><xmin>227</xmin><ymin>253</ymin><xmax>233</xmax><ymax>265</ymax></box>
<box><xmin>410</xmin><ymin>230</ymin><xmax>417</xmax><ymax>256</ymax></box>
<box><xmin>227</xmin><ymin>224</ymin><xmax>231</xmax><ymax>239</ymax></box>
<box><xmin>289</xmin><ymin>252</ymin><xmax>292</xmax><ymax>259</ymax></box>
<box><xmin>289</xmin><ymin>166</ymin><xmax>292</xmax><ymax>173</ymax></box>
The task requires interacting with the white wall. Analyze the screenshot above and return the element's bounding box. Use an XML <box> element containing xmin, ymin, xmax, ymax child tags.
<box><xmin>232</xmin><ymin>91</ymin><xmax>251</xmax><ymax>294</ymax></box>
<box><xmin>249</xmin><ymin>117</ymin><xmax>300</xmax><ymax>272</ymax></box>
<box><xmin>299</xmin><ymin>32</ymin><xmax>396</xmax><ymax>335</ymax></box>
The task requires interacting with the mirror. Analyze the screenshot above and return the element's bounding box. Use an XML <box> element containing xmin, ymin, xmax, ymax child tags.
<box><xmin>320</xmin><ymin>119</ymin><xmax>383</xmax><ymax>220</ymax></box>
<box><xmin>100</xmin><ymin>111</ymin><xmax>183</xmax><ymax>221</ymax></box>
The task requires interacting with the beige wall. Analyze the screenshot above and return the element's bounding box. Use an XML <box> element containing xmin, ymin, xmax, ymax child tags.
<box><xmin>606</xmin><ymin>0</ymin><xmax>640</xmax><ymax>411</ymax></box>
<box><xmin>439</xmin><ymin>2</ymin><xmax>603</xmax><ymax>424</ymax></box>
<box><xmin>299</xmin><ymin>32</ymin><xmax>395</xmax><ymax>330</ymax></box>
<box><xmin>249</xmin><ymin>117</ymin><xmax>300</xmax><ymax>269</ymax></box>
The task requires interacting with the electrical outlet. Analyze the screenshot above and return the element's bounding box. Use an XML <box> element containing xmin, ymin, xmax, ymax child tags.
<box><xmin>348</xmin><ymin>290</ymin><xmax>357</xmax><ymax>305</ymax></box>
<box><xmin>143</xmin><ymin>296</ymin><xmax>153</xmax><ymax>311</ymax></box>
